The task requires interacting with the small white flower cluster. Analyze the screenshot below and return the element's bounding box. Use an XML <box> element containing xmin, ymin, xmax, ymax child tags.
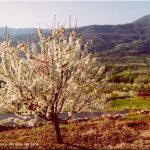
<box><xmin>0</xmin><ymin>117</ymin><xmax>14</xmax><ymax>125</ymax></box>
<box><xmin>13</xmin><ymin>118</ymin><xmax>37</xmax><ymax>127</ymax></box>
<box><xmin>14</xmin><ymin>118</ymin><xmax>26</xmax><ymax>126</ymax></box>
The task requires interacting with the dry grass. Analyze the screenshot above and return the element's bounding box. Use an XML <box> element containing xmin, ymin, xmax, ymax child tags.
<box><xmin>0</xmin><ymin>117</ymin><xmax>150</xmax><ymax>149</ymax></box>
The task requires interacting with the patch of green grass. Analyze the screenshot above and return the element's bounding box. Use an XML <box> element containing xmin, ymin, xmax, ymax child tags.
<box><xmin>35</xmin><ymin>123</ymin><xmax>51</xmax><ymax>132</ymax></box>
<box><xmin>126</xmin><ymin>114</ymin><xmax>150</xmax><ymax>121</ymax></box>
<box><xmin>4</xmin><ymin>133</ymin><xmax>18</xmax><ymax>139</ymax></box>
<box><xmin>29</xmin><ymin>136</ymin><xmax>38</xmax><ymax>142</ymax></box>
<box><xmin>108</xmin><ymin>97</ymin><xmax>150</xmax><ymax>110</ymax></box>
<box><xmin>0</xmin><ymin>112</ymin><xmax>5</xmax><ymax>114</ymax></box>
<box><xmin>60</xmin><ymin>124</ymin><xmax>73</xmax><ymax>131</ymax></box>
<box><xmin>117</xmin><ymin>70</ymin><xmax>131</xmax><ymax>76</ymax></box>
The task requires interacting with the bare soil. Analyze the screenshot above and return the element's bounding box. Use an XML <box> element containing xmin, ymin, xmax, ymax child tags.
<box><xmin>0</xmin><ymin>116</ymin><xmax>150</xmax><ymax>149</ymax></box>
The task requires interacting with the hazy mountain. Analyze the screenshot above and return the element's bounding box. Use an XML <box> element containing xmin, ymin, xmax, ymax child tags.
<box><xmin>134</xmin><ymin>14</ymin><xmax>150</xmax><ymax>25</ymax></box>
<box><xmin>0</xmin><ymin>27</ymin><xmax>49</xmax><ymax>42</ymax></box>
<box><xmin>0</xmin><ymin>15</ymin><xmax>150</xmax><ymax>60</ymax></box>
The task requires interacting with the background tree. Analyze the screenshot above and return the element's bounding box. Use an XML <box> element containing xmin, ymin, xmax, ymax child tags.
<box><xmin>0</xmin><ymin>27</ymin><xmax>108</xmax><ymax>144</ymax></box>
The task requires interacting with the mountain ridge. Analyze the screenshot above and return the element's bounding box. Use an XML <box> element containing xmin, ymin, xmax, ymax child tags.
<box><xmin>133</xmin><ymin>14</ymin><xmax>150</xmax><ymax>24</ymax></box>
<box><xmin>0</xmin><ymin>14</ymin><xmax>150</xmax><ymax>37</ymax></box>
<box><xmin>0</xmin><ymin>15</ymin><xmax>150</xmax><ymax>59</ymax></box>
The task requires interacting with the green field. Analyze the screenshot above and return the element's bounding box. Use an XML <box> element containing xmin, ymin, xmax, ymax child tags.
<box><xmin>0</xmin><ymin>112</ymin><xmax>5</xmax><ymax>114</ymax></box>
<box><xmin>109</xmin><ymin>97</ymin><xmax>150</xmax><ymax>110</ymax></box>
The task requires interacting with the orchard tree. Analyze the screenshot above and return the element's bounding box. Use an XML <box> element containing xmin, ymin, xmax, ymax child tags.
<box><xmin>0</xmin><ymin>27</ymin><xmax>108</xmax><ymax>143</ymax></box>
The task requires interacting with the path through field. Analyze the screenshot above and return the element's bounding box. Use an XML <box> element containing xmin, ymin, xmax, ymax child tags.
<box><xmin>0</xmin><ymin>110</ymin><xmax>129</xmax><ymax>126</ymax></box>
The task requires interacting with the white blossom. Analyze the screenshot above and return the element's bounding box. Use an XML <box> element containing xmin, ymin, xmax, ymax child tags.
<box><xmin>0</xmin><ymin>27</ymin><xmax>108</xmax><ymax>126</ymax></box>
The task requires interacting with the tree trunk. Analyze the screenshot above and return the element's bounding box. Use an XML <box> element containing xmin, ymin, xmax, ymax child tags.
<box><xmin>52</xmin><ymin>116</ymin><xmax>62</xmax><ymax>144</ymax></box>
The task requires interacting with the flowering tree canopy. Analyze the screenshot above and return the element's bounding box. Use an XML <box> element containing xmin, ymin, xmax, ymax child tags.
<box><xmin>0</xmin><ymin>28</ymin><xmax>108</xmax><ymax>143</ymax></box>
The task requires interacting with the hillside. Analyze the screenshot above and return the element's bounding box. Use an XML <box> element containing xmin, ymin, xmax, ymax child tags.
<box><xmin>134</xmin><ymin>14</ymin><xmax>150</xmax><ymax>25</ymax></box>
<box><xmin>0</xmin><ymin>15</ymin><xmax>150</xmax><ymax>63</ymax></box>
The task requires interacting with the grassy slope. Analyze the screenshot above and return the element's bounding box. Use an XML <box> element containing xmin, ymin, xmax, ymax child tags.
<box><xmin>0</xmin><ymin>112</ymin><xmax>5</xmax><ymax>114</ymax></box>
<box><xmin>109</xmin><ymin>98</ymin><xmax>150</xmax><ymax>110</ymax></box>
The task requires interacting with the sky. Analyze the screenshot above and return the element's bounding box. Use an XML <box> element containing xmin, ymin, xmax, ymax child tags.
<box><xmin>0</xmin><ymin>1</ymin><xmax>150</xmax><ymax>28</ymax></box>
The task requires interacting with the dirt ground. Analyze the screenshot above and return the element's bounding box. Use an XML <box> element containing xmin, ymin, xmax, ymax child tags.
<box><xmin>0</xmin><ymin>115</ymin><xmax>150</xmax><ymax>149</ymax></box>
